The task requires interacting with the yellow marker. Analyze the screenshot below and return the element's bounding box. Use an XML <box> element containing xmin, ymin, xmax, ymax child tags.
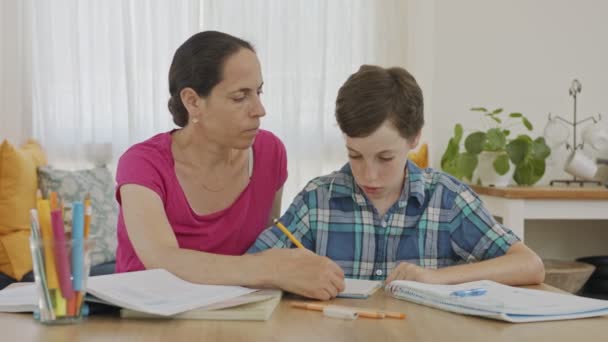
<box><xmin>37</xmin><ymin>198</ymin><xmax>63</xmax><ymax>316</ymax></box>
<box><xmin>273</xmin><ymin>218</ymin><xmax>305</xmax><ymax>249</ymax></box>
<box><xmin>55</xmin><ymin>294</ymin><xmax>67</xmax><ymax>317</ymax></box>
<box><xmin>37</xmin><ymin>200</ymin><xmax>58</xmax><ymax>289</ymax></box>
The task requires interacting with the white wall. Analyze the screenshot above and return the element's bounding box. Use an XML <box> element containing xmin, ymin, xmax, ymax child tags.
<box><xmin>424</xmin><ymin>0</ymin><xmax>608</xmax><ymax>260</ymax></box>
<box><xmin>430</xmin><ymin>0</ymin><xmax>608</xmax><ymax>181</ymax></box>
<box><xmin>406</xmin><ymin>0</ymin><xmax>435</xmax><ymax>153</ymax></box>
<box><xmin>0</xmin><ymin>0</ymin><xmax>30</xmax><ymax>144</ymax></box>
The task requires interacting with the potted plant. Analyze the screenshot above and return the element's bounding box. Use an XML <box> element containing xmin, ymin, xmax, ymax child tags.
<box><xmin>441</xmin><ymin>107</ymin><xmax>551</xmax><ymax>186</ymax></box>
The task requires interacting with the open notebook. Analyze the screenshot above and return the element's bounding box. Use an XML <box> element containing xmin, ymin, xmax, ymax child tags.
<box><xmin>339</xmin><ymin>279</ymin><xmax>382</xmax><ymax>299</ymax></box>
<box><xmin>0</xmin><ymin>269</ymin><xmax>259</xmax><ymax>316</ymax></box>
<box><xmin>121</xmin><ymin>289</ymin><xmax>281</xmax><ymax>321</ymax></box>
<box><xmin>386</xmin><ymin>279</ymin><xmax>608</xmax><ymax>323</ymax></box>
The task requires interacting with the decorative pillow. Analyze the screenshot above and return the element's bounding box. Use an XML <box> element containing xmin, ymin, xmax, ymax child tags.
<box><xmin>408</xmin><ymin>143</ymin><xmax>429</xmax><ymax>168</ymax></box>
<box><xmin>0</xmin><ymin>139</ymin><xmax>47</xmax><ymax>280</ymax></box>
<box><xmin>38</xmin><ymin>166</ymin><xmax>118</xmax><ymax>266</ymax></box>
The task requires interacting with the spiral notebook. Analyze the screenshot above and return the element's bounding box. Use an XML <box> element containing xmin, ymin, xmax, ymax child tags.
<box><xmin>386</xmin><ymin>280</ymin><xmax>608</xmax><ymax>323</ymax></box>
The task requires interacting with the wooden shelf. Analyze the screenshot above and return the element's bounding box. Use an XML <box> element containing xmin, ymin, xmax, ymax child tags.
<box><xmin>470</xmin><ymin>185</ymin><xmax>608</xmax><ymax>200</ymax></box>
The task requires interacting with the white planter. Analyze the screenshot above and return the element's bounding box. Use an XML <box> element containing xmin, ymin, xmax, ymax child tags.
<box><xmin>475</xmin><ymin>151</ymin><xmax>514</xmax><ymax>187</ymax></box>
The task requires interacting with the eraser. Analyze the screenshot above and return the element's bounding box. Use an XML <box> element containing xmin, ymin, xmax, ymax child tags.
<box><xmin>323</xmin><ymin>305</ymin><xmax>358</xmax><ymax>320</ymax></box>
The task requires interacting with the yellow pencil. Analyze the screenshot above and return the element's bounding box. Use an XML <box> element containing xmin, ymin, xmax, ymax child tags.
<box><xmin>273</xmin><ymin>218</ymin><xmax>305</xmax><ymax>249</ymax></box>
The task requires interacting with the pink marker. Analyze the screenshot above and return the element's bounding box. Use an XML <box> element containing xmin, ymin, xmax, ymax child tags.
<box><xmin>50</xmin><ymin>209</ymin><xmax>75</xmax><ymax>300</ymax></box>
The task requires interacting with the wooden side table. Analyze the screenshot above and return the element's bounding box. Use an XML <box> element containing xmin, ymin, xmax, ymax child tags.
<box><xmin>470</xmin><ymin>185</ymin><xmax>608</xmax><ymax>241</ymax></box>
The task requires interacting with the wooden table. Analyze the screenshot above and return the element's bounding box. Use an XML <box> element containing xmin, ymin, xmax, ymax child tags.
<box><xmin>1</xmin><ymin>284</ymin><xmax>607</xmax><ymax>342</ymax></box>
<box><xmin>470</xmin><ymin>185</ymin><xmax>608</xmax><ymax>241</ymax></box>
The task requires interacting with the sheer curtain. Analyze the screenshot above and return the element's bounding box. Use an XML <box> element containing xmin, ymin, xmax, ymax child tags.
<box><xmin>30</xmin><ymin>0</ymin><xmax>200</xmax><ymax>166</ymax></box>
<box><xmin>202</xmin><ymin>0</ymin><xmax>408</xmax><ymax>203</ymax></box>
<box><xmin>28</xmin><ymin>0</ymin><xmax>408</xmax><ymax>204</ymax></box>
<box><xmin>0</xmin><ymin>0</ymin><xmax>31</xmax><ymax>144</ymax></box>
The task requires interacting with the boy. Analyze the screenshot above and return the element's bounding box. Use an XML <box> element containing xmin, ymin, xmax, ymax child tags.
<box><xmin>250</xmin><ymin>65</ymin><xmax>544</xmax><ymax>286</ymax></box>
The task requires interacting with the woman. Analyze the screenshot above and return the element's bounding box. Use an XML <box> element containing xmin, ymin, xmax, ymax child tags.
<box><xmin>116</xmin><ymin>31</ymin><xmax>344</xmax><ymax>300</ymax></box>
<box><xmin>250</xmin><ymin>65</ymin><xmax>545</xmax><ymax>286</ymax></box>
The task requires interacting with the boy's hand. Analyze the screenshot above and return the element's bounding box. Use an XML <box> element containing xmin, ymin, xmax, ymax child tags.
<box><xmin>261</xmin><ymin>248</ymin><xmax>345</xmax><ymax>300</ymax></box>
<box><xmin>386</xmin><ymin>262</ymin><xmax>437</xmax><ymax>283</ymax></box>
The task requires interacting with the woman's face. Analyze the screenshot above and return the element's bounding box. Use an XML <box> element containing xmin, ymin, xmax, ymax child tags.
<box><xmin>345</xmin><ymin>121</ymin><xmax>419</xmax><ymax>201</ymax></box>
<box><xmin>197</xmin><ymin>48</ymin><xmax>265</xmax><ymax>149</ymax></box>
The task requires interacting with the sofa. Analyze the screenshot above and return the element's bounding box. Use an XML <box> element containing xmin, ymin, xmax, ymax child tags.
<box><xmin>0</xmin><ymin>139</ymin><xmax>117</xmax><ymax>290</ymax></box>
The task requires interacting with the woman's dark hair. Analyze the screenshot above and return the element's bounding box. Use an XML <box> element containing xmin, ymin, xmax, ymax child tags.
<box><xmin>335</xmin><ymin>65</ymin><xmax>424</xmax><ymax>140</ymax></box>
<box><xmin>168</xmin><ymin>31</ymin><xmax>255</xmax><ymax>127</ymax></box>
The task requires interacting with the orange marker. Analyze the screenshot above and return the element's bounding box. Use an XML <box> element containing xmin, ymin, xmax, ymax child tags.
<box><xmin>49</xmin><ymin>192</ymin><xmax>58</xmax><ymax>210</ymax></box>
<box><xmin>75</xmin><ymin>292</ymin><xmax>84</xmax><ymax>315</ymax></box>
<box><xmin>67</xmin><ymin>297</ymin><xmax>77</xmax><ymax>316</ymax></box>
<box><xmin>84</xmin><ymin>193</ymin><xmax>91</xmax><ymax>238</ymax></box>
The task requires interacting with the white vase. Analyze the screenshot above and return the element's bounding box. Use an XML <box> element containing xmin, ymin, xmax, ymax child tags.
<box><xmin>475</xmin><ymin>151</ymin><xmax>514</xmax><ymax>187</ymax></box>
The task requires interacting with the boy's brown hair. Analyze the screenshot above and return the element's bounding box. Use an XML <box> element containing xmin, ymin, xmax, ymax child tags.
<box><xmin>335</xmin><ymin>65</ymin><xmax>424</xmax><ymax>140</ymax></box>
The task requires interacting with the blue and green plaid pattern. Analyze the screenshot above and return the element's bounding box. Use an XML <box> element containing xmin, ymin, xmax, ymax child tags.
<box><xmin>248</xmin><ymin>161</ymin><xmax>519</xmax><ymax>280</ymax></box>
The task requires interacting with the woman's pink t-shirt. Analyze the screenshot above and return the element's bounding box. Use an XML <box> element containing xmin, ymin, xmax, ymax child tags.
<box><xmin>114</xmin><ymin>129</ymin><xmax>287</xmax><ymax>272</ymax></box>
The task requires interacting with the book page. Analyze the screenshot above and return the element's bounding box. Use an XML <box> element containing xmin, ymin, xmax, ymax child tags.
<box><xmin>202</xmin><ymin>289</ymin><xmax>281</xmax><ymax>311</ymax></box>
<box><xmin>121</xmin><ymin>289</ymin><xmax>282</xmax><ymax>321</ymax></box>
<box><xmin>0</xmin><ymin>284</ymin><xmax>37</xmax><ymax>312</ymax></box>
<box><xmin>87</xmin><ymin>269</ymin><xmax>256</xmax><ymax>316</ymax></box>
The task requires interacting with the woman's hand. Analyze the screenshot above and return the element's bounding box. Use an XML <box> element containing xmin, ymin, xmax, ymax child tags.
<box><xmin>259</xmin><ymin>248</ymin><xmax>345</xmax><ymax>301</ymax></box>
<box><xmin>386</xmin><ymin>262</ymin><xmax>437</xmax><ymax>284</ymax></box>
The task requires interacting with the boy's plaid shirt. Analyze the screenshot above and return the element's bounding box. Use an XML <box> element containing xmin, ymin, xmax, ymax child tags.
<box><xmin>249</xmin><ymin>162</ymin><xmax>519</xmax><ymax>280</ymax></box>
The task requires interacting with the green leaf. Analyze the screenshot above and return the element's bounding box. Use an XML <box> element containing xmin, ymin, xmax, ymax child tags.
<box><xmin>491</xmin><ymin>108</ymin><xmax>503</xmax><ymax>115</ymax></box>
<box><xmin>515</xmin><ymin>134</ymin><xmax>533</xmax><ymax>144</ymax></box>
<box><xmin>531</xmin><ymin>158</ymin><xmax>546</xmax><ymax>179</ymax></box>
<box><xmin>442</xmin><ymin>158</ymin><xmax>461</xmax><ymax>179</ymax></box>
<box><xmin>506</xmin><ymin>138</ymin><xmax>529</xmax><ymax>164</ymax></box>
<box><xmin>522</xmin><ymin>117</ymin><xmax>533</xmax><ymax>130</ymax></box>
<box><xmin>484</xmin><ymin>128</ymin><xmax>507</xmax><ymax>151</ymax></box>
<box><xmin>470</xmin><ymin>107</ymin><xmax>488</xmax><ymax>112</ymax></box>
<box><xmin>491</xmin><ymin>116</ymin><xmax>502</xmax><ymax>124</ymax></box>
<box><xmin>464</xmin><ymin>132</ymin><xmax>486</xmax><ymax>154</ymax></box>
<box><xmin>457</xmin><ymin>152</ymin><xmax>478</xmax><ymax>181</ymax></box>
<box><xmin>493</xmin><ymin>153</ymin><xmax>510</xmax><ymax>175</ymax></box>
<box><xmin>454</xmin><ymin>124</ymin><xmax>463</xmax><ymax>144</ymax></box>
<box><xmin>513</xmin><ymin>159</ymin><xmax>546</xmax><ymax>185</ymax></box>
<box><xmin>531</xmin><ymin>137</ymin><xmax>551</xmax><ymax>160</ymax></box>
<box><xmin>513</xmin><ymin>162</ymin><xmax>534</xmax><ymax>185</ymax></box>
<box><xmin>509</xmin><ymin>112</ymin><xmax>523</xmax><ymax>118</ymax></box>
<box><xmin>441</xmin><ymin>137</ymin><xmax>460</xmax><ymax>170</ymax></box>
<box><xmin>503</xmin><ymin>129</ymin><xmax>510</xmax><ymax>136</ymax></box>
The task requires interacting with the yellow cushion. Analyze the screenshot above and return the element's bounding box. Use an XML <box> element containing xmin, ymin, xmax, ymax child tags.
<box><xmin>408</xmin><ymin>143</ymin><xmax>428</xmax><ymax>168</ymax></box>
<box><xmin>0</xmin><ymin>139</ymin><xmax>47</xmax><ymax>280</ymax></box>
<box><xmin>20</xmin><ymin>139</ymin><xmax>48</xmax><ymax>167</ymax></box>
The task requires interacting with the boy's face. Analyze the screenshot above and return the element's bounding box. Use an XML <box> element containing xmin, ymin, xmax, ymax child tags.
<box><xmin>345</xmin><ymin>121</ymin><xmax>419</xmax><ymax>201</ymax></box>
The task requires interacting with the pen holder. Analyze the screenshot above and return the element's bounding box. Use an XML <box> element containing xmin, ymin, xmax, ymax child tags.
<box><xmin>29</xmin><ymin>237</ymin><xmax>95</xmax><ymax>324</ymax></box>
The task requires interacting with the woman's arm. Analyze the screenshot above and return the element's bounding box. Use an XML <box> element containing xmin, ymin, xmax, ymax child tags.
<box><xmin>121</xmin><ymin>184</ymin><xmax>344</xmax><ymax>300</ymax></box>
<box><xmin>386</xmin><ymin>242</ymin><xmax>545</xmax><ymax>285</ymax></box>
<box><xmin>267</xmin><ymin>186</ymin><xmax>283</xmax><ymax>227</ymax></box>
